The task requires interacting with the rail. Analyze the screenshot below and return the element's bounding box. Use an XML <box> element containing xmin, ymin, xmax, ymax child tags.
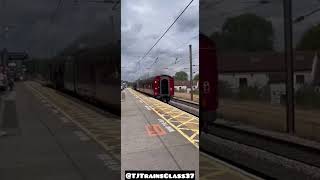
<box><xmin>171</xmin><ymin>96</ymin><xmax>320</xmax><ymax>178</ymax></box>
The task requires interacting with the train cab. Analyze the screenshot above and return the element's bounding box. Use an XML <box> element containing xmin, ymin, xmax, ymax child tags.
<box><xmin>199</xmin><ymin>33</ymin><xmax>218</xmax><ymax>124</ymax></box>
<box><xmin>136</xmin><ymin>75</ymin><xmax>174</xmax><ymax>102</ymax></box>
<box><xmin>155</xmin><ymin>75</ymin><xmax>174</xmax><ymax>102</ymax></box>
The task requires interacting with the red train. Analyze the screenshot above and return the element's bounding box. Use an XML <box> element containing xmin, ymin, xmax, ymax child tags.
<box><xmin>199</xmin><ymin>33</ymin><xmax>218</xmax><ymax>131</ymax></box>
<box><xmin>135</xmin><ymin>75</ymin><xmax>174</xmax><ymax>102</ymax></box>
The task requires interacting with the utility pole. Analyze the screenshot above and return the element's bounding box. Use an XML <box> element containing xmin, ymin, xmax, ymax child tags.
<box><xmin>284</xmin><ymin>0</ymin><xmax>294</xmax><ymax>134</ymax></box>
<box><xmin>110</xmin><ymin>15</ymin><xmax>115</xmax><ymax>43</ymax></box>
<box><xmin>189</xmin><ymin>44</ymin><xmax>193</xmax><ymax>101</ymax></box>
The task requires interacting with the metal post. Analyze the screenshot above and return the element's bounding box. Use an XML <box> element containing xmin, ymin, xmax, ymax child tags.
<box><xmin>189</xmin><ymin>44</ymin><xmax>193</xmax><ymax>101</ymax></box>
<box><xmin>284</xmin><ymin>0</ymin><xmax>295</xmax><ymax>134</ymax></box>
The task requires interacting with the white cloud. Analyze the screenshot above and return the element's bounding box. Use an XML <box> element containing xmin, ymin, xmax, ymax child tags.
<box><xmin>121</xmin><ymin>0</ymin><xmax>199</xmax><ymax>82</ymax></box>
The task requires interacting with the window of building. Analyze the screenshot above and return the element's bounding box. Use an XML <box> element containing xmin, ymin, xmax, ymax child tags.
<box><xmin>296</xmin><ymin>75</ymin><xmax>305</xmax><ymax>84</ymax></box>
<box><xmin>239</xmin><ymin>78</ymin><xmax>248</xmax><ymax>88</ymax></box>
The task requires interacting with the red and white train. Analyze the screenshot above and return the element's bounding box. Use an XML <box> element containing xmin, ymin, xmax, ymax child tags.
<box><xmin>199</xmin><ymin>33</ymin><xmax>218</xmax><ymax>129</ymax></box>
<box><xmin>135</xmin><ymin>75</ymin><xmax>174</xmax><ymax>102</ymax></box>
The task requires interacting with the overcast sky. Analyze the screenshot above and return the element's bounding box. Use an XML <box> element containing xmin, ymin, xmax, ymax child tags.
<box><xmin>121</xmin><ymin>0</ymin><xmax>199</xmax><ymax>82</ymax></box>
<box><xmin>0</xmin><ymin>0</ymin><xmax>119</xmax><ymax>58</ymax></box>
<box><xmin>200</xmin><ymin>0</ymin><xmax>320</xmax><ymax>51</ymax></box>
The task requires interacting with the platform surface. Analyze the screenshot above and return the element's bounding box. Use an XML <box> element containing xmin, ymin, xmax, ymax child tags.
<box><xmin>121</xmin><ymin>88</ymin><xmax>262</xmax><ymax>180</ymax></box>
<box><xmin>0</xmin><ymin>82</ymin><xmax>120</xmax><ymax>180</ymax></box>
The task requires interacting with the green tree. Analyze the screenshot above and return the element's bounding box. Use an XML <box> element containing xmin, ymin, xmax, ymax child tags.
<box><xmin>211</xmin><ymin>13</ymin><xmax>274</xmax><ymax>52</ymax></box>
<box><xmin>193</xmin><ymin>73</ymin><xmax>199</xmax><ymax>80</ymax></box>
<box><xmin>174</xmin><ymin>71</ymin><xmax>188</xmax><ymax>81</ymax></box>
<box><xmin>297</xmin><ymin>24</ymin><xmax>320</xmax><ymax>50</ymax></box>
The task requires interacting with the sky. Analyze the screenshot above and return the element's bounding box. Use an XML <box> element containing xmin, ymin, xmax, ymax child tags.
<box><xmin>200</xmin><ymin>0</ymin><xmax>320</xmax><ymax>51</ymax></box>
<box><xmin>0</xmin><ymin>0</ymin><xmax>120</xmax><ymax>58</ymax></box>
<box><xmin>2</xmin><ymin>0</ymin><xmax>318</xmax><ymax>80</ymax></box>
<box><xmin>121</xmin><ymin>0</ymin><xmax>199</xmax><ymax>82</ymax></box>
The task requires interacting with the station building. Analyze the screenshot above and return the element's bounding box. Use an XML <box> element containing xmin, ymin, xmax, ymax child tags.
<box><xmin>217</xmin><ymin>51</ymin><xmax>320</xmax><ymax>104</ymax></box>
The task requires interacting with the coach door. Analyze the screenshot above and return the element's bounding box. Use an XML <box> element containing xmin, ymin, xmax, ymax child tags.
<box><xmin>160</xmin><ymin>77</ymin><xmax>169</xmax><ymax>95</ymax></box>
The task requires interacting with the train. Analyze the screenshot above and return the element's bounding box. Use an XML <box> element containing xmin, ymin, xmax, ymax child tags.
<box><xmin>34</xmin><ymin>43</ymin><xmax>120</xmax><ymax>115</ymax></box>
<box><xmin>29</xmin><ymin>33</ymin><xmax>218</xmax><ymax>124</ymax></box>
<box><xmin>135</xmin><ymin>75</ymin><xmax>174</xmax><ymax>102</ymax></box>
<box><xmin>199</xmin><ymin>33</ymin><xmax>218</xmax><ymax>130</ymax></box>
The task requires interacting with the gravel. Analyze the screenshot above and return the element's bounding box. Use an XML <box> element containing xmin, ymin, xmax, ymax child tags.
<box><xmin>201</xmin><ymin>133</ymin><xmax>320</xmax><ymax>180</ymax></box>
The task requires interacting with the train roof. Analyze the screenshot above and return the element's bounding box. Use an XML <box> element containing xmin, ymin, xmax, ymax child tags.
<box><xmin>155</xmin><ymin>74</ymin><xmax>173</xmax><ymax>78</ymax></box>
<box><xmin>137</xmin><ymin>74</ymin><xmax>173</xmax><ymax>82</ymax></box>
<box><xmin>200</xmin><ymin>33</ymin><xmax>215</xmax><ymax>47</ymax></box>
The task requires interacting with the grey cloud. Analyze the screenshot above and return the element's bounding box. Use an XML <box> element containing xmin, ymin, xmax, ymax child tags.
<box><xmin>0</xmin><ymin>0</ymin><xmax>118</xmax><ymax>58</ymax></box>
<box><xmin>200</xmin><ymin>0</ymin><xmax>320</xmax><ymax>51</ymax></box>
<box><xmin>122</xmin><ymin>0</ymin><xmax>198</xmax><ymax>82</ymax></box>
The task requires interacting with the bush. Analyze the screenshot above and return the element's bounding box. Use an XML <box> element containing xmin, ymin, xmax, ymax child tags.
<box><xmin>193</xmin><ymin>89</ymin><xmax>199</xmax><ymax>95</ymax></box>
<box><xmin>218</xmin><ymin>80</ymin><xmax>233</xmax><ymax>98</ymax></box>
<box><xmin>217</xmin><ymin>80</ymin><xmax>270</xmax><ymax>101</ymax></box>
<box><xmin>259</xmin><ymin>85</ymin><xmax>271</xmax><ymax>101</ymax></box>
<box><xmin>176</xmin><ymin>89</ymin><xmax>187</xmax><ymax>93</ymax></box>
<box><xmin>235</xmin><ymin>84</ymin><xmax>270</xmax><ymax>102</ymax></box>
<box><xmin>236</xmin><ymin>86</ymin><xmax>261</xmax><ymax>100</ymax></box>
<box><xmin>295</xmin><ymin>85</ymin><xmax>320</xmax><ymax>108</ymax></box>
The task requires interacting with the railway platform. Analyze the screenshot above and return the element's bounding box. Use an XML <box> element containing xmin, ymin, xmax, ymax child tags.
<box><xmin>122</xmin><ymin>88</ymin><xmax>261</xmax><ymax>180</ymax></box>
<box><xmin>121</xmin><ymin>88</ymin><xmax>199</xmax><ymax>178</ymax></box>
<box><xmin>0</xmin><ymin>81</ymin><xmax>120</xmax><ymax>180</ymax></box>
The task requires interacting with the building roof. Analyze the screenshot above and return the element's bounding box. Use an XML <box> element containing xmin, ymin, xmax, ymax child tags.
<box><xmin>268</xmin><ymin>72</ymin><xmax>286</xmax><ymax>83</ymax></box>
<box><xmin>218</xmin><ymin>51</ymin><xmax>316</xmax><ymax>73</ymax></box>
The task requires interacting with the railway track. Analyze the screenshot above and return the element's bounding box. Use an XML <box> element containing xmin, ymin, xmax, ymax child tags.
<box><xmin>212</xmin><ymin>121</ymin><xmax>320</xmax><ymax>178</ymax></box>
<box><xmin>171</xmin><ymin>96</ymin><xmax>320</xmax><ymax>179</ymax></box>
<box><xmin>208</xmin><ymin>122</ymin><xmax>320</xmax><ymax>169</ymax></box>
<box><xmin>170</xmin><ymin>97</ymin><xmax>199</xmax><ymax>116</ymax></box>
<box><xmin>171</xmin><ymin>97</ymin><xmax>320</xmax><ymax>167</ymax></box>
<box><xmin>171</xmin><ymin>97</ymin><xmax>199</xmax><ymax>108</ymax></box>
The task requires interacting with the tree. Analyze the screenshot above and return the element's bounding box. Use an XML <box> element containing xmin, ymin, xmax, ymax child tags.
<box><xmin>193</xmin><ymin>73</ymin><xmax>199</xmax><ymax>80</ymax></box>
<box><xmin>297</xmin><ymin>24</ymin><xmax>320</xmax><ymax>50</ymax></box>
<box><xmin>174</xmin><ymin>71</ymin><xmax>188</xmax><ymax>81</ymax></box>
<box><xmin>211</xmin><ymin>13</ymin><xmax>274</xmax><ymax>52</ymax></box>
